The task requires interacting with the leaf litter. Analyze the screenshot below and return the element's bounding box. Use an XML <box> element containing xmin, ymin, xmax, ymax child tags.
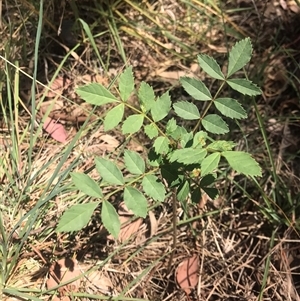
<box><xmin>176</xmin><ymin>254</ymin><xmax>200</xmax><ymax>295</ymax></box>
<box><xmin>43</xmin><ymin>117</ymin><xmax>68</xmax><ymax>143</ymax></box>
<box><xmin>46</xmin><ymin>258</ymin><xmax>81</xmax><ymax>300</ymax></box>
<box><xmin>46</xmin><ymin>258</ymin><xmax>114</xmax><ymax>300</ymax></box>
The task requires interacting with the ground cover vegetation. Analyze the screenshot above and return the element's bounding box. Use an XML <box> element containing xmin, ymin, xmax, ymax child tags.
<box><xmin>1</xmin><ymin>0</ymin><xmax>300</xmax><ymax>300</ymax></box>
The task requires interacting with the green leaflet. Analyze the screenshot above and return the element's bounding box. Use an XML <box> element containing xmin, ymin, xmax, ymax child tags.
<box><xmin>197</xmin><ymin>54</ymin><xmax>224</xmax><ymax>80</ymax></box>
<box><xmin>222</xmin><ymin>151</ymin><xmax>262</xmax><ymax>176</ymax></box>
<box><xmin>201</xmin><ymin>114</ymin><xmax>229</xmax><ymax>134</ymax></box>
<box><xmin>124</xmin><ymin>150</ymin><xmax>145</xmax><ymax>175</ymax></box>
<box><xmin>104</xmin><ymin>103</ymin><xmax>124</xmax><ymax>131</ymax></box>
<box><xmin>151</xmin><ymin>91</ymin><xmax>171</xmax><ymax>122</ymax></box>
<box><xmin>214</xmin><ymin>98</ymin><xmax>247</xmax><ymax>119</ymax></box>
<box><xmin>227</xmin><ymin>38</ymin><xmax>252</xmax><ymax>77</ymax></box>
<box><xmin>122</xmin><ymin>114</ymin><xmax>144</xmax><ymax>134</ymax></box>
<box><xmin>173</xmin><ymin>101</ymin><xmax>200</xmax><ymax>120</ymax></box>
<box><xmin>119</xmin><ymin>66</ymin><xmax>135</xmax><ymax>101</ymax></box>
<box><xmin>124</xmin><ymin>186</ymin><xmax>148</xmax><ymax>218</ymax></box>
<box><xmin>142</xmin><ymin>175</ymin><xmax>166</xmax><ymax>202</ymax></box>
<box><xmin>180</xmin><ymin>77</ymin><xmax>212</xmax><ymax>101</ymax></box>
<box><xmin>95</xmin><ymin>157</ymin><xmax>124</xmax><ymax>185</ymax></box>
<box><xmin>102</xmin><ymin>200</ymin><xmax>120</xmax><ymax>238</ymax></box>
<box><xmin>71</xmin><ymin>172</ymin><xmax>103</xmax><ymax>198</ymax></box>
<box><xmin>76</xmin><ymin>83</ymin><xmax>118</xmax><ymax>105</ymax></box>
<box><xmin>56</xmin><ymin>202</ymin><xmax>99</xmax><ymax>232</ymax></box>
<box><xmin>227</xmin><ymin>78</ymin><xmax>261</xmax><ymax>96</ymax></box>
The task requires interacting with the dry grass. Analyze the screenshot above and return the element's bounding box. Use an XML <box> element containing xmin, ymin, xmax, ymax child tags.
<box><xmin>1</xmin><ymin>0</ymin><xmax>300</xmax><ymax>300</ymax></box>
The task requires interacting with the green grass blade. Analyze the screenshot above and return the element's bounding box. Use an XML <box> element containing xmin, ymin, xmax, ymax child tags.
<box><xmin>29</xmin><ymin>0</ymin><xmax>44</xmax><ymax>168</ymax></box>
<box><xmin>258</xmin><ymin>229</ymin><xmax>276</xmax><ymax>300</ymax></box>
<box><xmin>79</xmin><ymin>18</ymin><xmax>105</xmax><ymax>69</ymax></box>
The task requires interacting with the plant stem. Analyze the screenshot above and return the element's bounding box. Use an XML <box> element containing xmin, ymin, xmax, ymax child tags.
<box><xmin>167</xmin><ymin>189</ymin><xmax>177</xmax><ymax>273</ymax></box>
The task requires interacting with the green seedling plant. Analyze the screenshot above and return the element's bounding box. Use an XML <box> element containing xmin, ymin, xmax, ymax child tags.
<box><xmin>56</xmin><ymin>38</ymin><xmax>262</xmax><ymax>240</ymax></box>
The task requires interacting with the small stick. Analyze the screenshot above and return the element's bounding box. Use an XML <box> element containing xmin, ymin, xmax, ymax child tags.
<box><xmin>167</xmin><ymin>189</ymin><xmax>177</xmax><ymax>273</ymax></box>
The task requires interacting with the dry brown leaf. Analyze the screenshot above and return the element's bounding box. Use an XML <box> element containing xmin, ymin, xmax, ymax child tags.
<box><xmin>84</xmin><ymin>269</ymin><xmax>113</xmax><ymax>294</ymax></box>
<box><xmin>52</xmin><ymin>297</ymin><xmax>70</xmax><ymax>301</ymax></box>
<box><xmin>280</xmin><ymin>0</ymin><xmax>288</xmax><ymax>10</ymax></box>
<box><xmin>198</xmin><ymin>192</ymin><xmax>209</xmax><ymax>210</ymax></box>
<box><xmin>118</xmin><ymin>203</ymin><xmax>143</xmax><ymax>238</ymax></box>
<box><xmin>118</xmin><ymin>215</ymin><xmax>143</xmax><ymax>243</ymax></box>
<box><xmin>71</xmin><ymin>106</ymin><xmax>85</xmax><ymax>119</ymax></box>
<box><xmin>148</xmin><ymin>210</ymin><xmax>158</xmax><ymax>237</ymax></box>
<box><xmin>46</xmin><ymin>258</ymin><xmax>81</xmax><ymax>295</ymax></box>
<box><xmin>93</xmin><ymin>74</ymin><xmax>109</xmax><ymax>86</ymax></box>
<box><xmin>190</xmin><ymin>63</ymin><xmax>199</xmax><ymax>73</ymax></box>
<box><xmin>43</xmin><ymin>117</ymin><xmax>68</xmax><ymax>143</ymax></box>
<box><xmin>289</xmin><ymin>4</ymin><xmax>300</xmax><ymax>13</ymax></box>
<box><xmin>118</xmin><ymin>201</ymin><xmax>135</xmax><ymax>216</ymax></box>
<box><xmin>155</xmin><ymin>70</ymin><xmax>187</xmax><ymax>80</ymax></box>
<box><xmin>99</xmin><ymin>134</ymin><xmax>120</xmax><ymax>149</ymax></box>
<box><xmin>80</xmin><ymin>74</ymin><xmax>109</xmax><ymax>86</ymax></box>
<box><xmin>45</xmin><ymin>77</ymin><xmax>71</xmax><ymax>98</ymax></box>
<box><xmin>127</xmin><ymin>139</ymin><xmax>144</xmax><ymax>153</ymax></box>
<box><xmin>39</xmin><ymin>99</ymin><xmax>64</xmax><ymax>115</ymax></box>
<box><xmin>176</xmin><ymin>254</ymin><xmax>199</xmax><ymax>295</ymax></box>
